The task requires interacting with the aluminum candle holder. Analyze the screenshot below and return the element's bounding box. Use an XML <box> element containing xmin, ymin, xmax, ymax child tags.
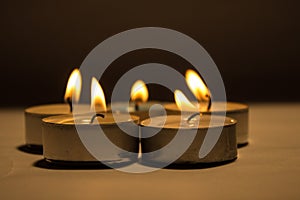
<box><xmin>140</xmin><ymin>114</ymin><xmax>237</xmax><ymax>165</ymax></box>
<box><xmin>42</xmin><ymin>113</ymin><xmax>139</xmax><ymax>165</ymax></box>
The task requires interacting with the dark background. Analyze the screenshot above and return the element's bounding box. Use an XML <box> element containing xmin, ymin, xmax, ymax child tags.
<box><xmin>1</xmin><ymin>0</ymin><xmax>299</xmax><ymax>107</ymax></box>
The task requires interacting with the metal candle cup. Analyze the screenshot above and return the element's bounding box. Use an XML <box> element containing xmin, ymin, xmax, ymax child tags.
<box><xmin>140</xmin><ymin>114</ymin><xmax>237</xmax><ymax>165</ymax></box>
<box><xmin>42</xmin><ymin>113</ymin><xmax>139</xmax><ymax>164</ymax></box>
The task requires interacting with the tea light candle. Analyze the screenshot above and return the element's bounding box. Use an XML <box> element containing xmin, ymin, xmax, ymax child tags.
<box><xmin>140</xmin><ymin>114</ymin><xmax>237</xmax><ymax>165</ymax></box>
<box><xmin>42</xmin><ymin>113</ymin><xmax>139</xmax><ymax>163</ymax></box>
<box><xmin>164</xmin><ymin>101</ymin><xmax>248</xmax><ymax>146</ymax></box>
<box><xmin>24</xmin><ymin>69</ymin><xmax>83</xmax><ymax>150</ymax></box>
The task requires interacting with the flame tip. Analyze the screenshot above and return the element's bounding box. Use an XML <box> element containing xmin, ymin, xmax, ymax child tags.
<box><xmin>185</xmin><ymin>69</ymin><xmax>209</xmax><ymax>101</ymax></box>
<box><xmin>131</xmin><ymin>80</ymin><xmax>149</xmax><ymax>103</ymax></box>
<box><xmin>64</xmin><ymin>68</ymin><xmax>82</xmax><ymax>103</ymax></box>
<box><xmin>174</xmin><ymin>90</ymin><xmax>198</xmax><ymax>111</ymax></box>
<box><xmin>91</xmin><ymin>78</ymin><xmax>107</xmax><ymax>112</ymax></box>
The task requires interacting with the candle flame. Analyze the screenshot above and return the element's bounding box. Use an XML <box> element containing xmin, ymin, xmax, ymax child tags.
<box><xmin>185</xmin><ymin>69</ymin><xmax>210</xmax><ymax>101</ymax></box>
<box><xmin>64</xmin><ymin>69</ymin><xmax>82</xmax><ymax>103</ymax></box>
<box><xmin>130</xmin><ymin>80</ymin><xmax>149</xmax><ymax>103</ymax></box>
<box><xmin>174</xmin><ymin>90</ymin><xmax>198</xmax><ymax>112</ymax></box>
<box><xmin>91</xmin><ymin>77</ymin><xmax>107</xmax><ymax>112</ymax></box>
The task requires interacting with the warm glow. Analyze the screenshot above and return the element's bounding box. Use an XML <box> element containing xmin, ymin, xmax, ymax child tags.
<box><xmin>185</xmin><ymin>69</ymin><xmax>210</xmax><ymax>101</ymax></box>
<box><xmin>174</xmin><ymin>90</ymin><xmax>198</xmax><ymax>112</ymax></box>
<box><xmin>130</xmin><ymin>80</ymin><xmax>149</xmax><ymax>103</ymax></box>
<box><xmin>64</xmin><ymin>69</ymin><xmax>82</xmax><ymax>103</ymax></box>
<box><xmin>91</xmin><ymin>77</ymin><xmax>107</xmax><ymax>112</ymax></box>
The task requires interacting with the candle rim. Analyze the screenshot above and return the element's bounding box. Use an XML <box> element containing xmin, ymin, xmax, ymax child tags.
<box><xmin>140</xmin><ymin>114</ymin><xmax>236</xmax><ymax>130</ymax></box>
<box><xmin>164</xmin><ymin>101</ymin><xmax>248</xmax><ymax>113</ymax></box>
<box><xmin>42</xmin><ymin>112</ymin><xmax>139</xmax><ymax>125</ymax></box>
<box><xmin>25</xmin><ymin>103</ymin><xmax>111</xmax><ymax>116</ymax></box>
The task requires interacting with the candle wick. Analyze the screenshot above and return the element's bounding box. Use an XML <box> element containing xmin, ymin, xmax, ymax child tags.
<box><xmin>134</xmin><ymin>100</ymin><xmax>142</xmax><ymax>111</ymax></box>
<box><xmin>206</xmin><ymin>94</ymin><xmax>212</xmax><ymax>111</ymax></box>
<box><xmin>90</xmin><ymin>113</ymin><xmax>105</xmax><ymax>124</ymax></box>
<box><xmin>67</xmin><ymin>97</ymin><xmax>73</xmax><ymax>113</ymax></box>
<box><xmin>135</xmin><ymin>103</ymin><xmax>139</xmax><ymax>111</ymax></box>
<box><xmin>187</xmin><ymin>112</ymin><xmax>201</xmax><ymax>123</ymax></box>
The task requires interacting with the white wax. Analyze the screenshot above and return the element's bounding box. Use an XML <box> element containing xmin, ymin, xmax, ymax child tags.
<box><xmin>42</xmin><ymin>113</ymin><xmax>139</xmax><ymax>162</ymax></box>
<box><xmin>141</xmin><ymin>114</ymin><xmax>235</xmax><ymax>129</ymax></box>
<box><xmin>164</xmin><ymin>102</ymin><xmax>249</xmax><ymax>145</ymax></box>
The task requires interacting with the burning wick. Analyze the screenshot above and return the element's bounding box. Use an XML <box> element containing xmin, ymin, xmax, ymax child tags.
<box><xmin>206</xmin><ymin>94</ymin><xmax>212</xmax><ymax>111</ymax></box>
<box><xmin>130</xmin><ymin>80</ymin><xmax>149</xmax><ymax>112</ymax></box>
<box><xmin>186</xmin><ymin>69</ymin><xmax>212</xmax><ymax>111</ymax></box>
<box><xmin>90</xmin><ymin>113</ymin><xmax>105</xmax><ymax>124</ymax></box>
<box><xmin>66</xmin><ymin>97</ymin><xmax>73</xmax><ymax>113</ymax></box>
<box><xmin>195</xmin><ymin>90</ymin><xmax>211</xmax><ymax>111</ymax></box>
<box><xmin>134</xmin><ymin>99</ymin><xmax>142</xmax><ymax>111</ymax></box>
<box><xmin>64</xmin><ymin>68</ymin><xmax>82</xmax><ymax>113</ymax></box>
<box><xmin>90</xmin><ymin>77</ymin><xmax>107</xmax><ymax>114</ymax></box>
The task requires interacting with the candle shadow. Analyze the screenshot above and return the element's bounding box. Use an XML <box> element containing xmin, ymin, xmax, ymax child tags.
<box><xmin>140</xmin><ymin>157</ymin><xmax>237</xmax><ymax>170</ymax></box>
<box><xmin>33</xmin><ymin>159</ymin><xmax>112</xmax><ymax>170</ymax></box>
<box><xmin>238</xmin><ymin>142</ymin><xmax>249</xmax><ymax>148</ymax></box>
<box><xmin>33</xmin><ymin>158</ymin><xmax>237</xmax><ymax>170</ymax></box>
<box><xmin>164</xmin><ymin>158</ymin><xmax>237</xmax><ymax>170</ymax></box>
<box><xmin>17</xmin><ymin>144</ymin><xmax>43</xmax><ymax>155</ymax></box>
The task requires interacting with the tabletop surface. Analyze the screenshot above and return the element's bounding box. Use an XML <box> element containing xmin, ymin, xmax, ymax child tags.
<box><xmin>0</xmin><ymin>103</ymin><xmax>300</xmax><ymax>200</ymax></box>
